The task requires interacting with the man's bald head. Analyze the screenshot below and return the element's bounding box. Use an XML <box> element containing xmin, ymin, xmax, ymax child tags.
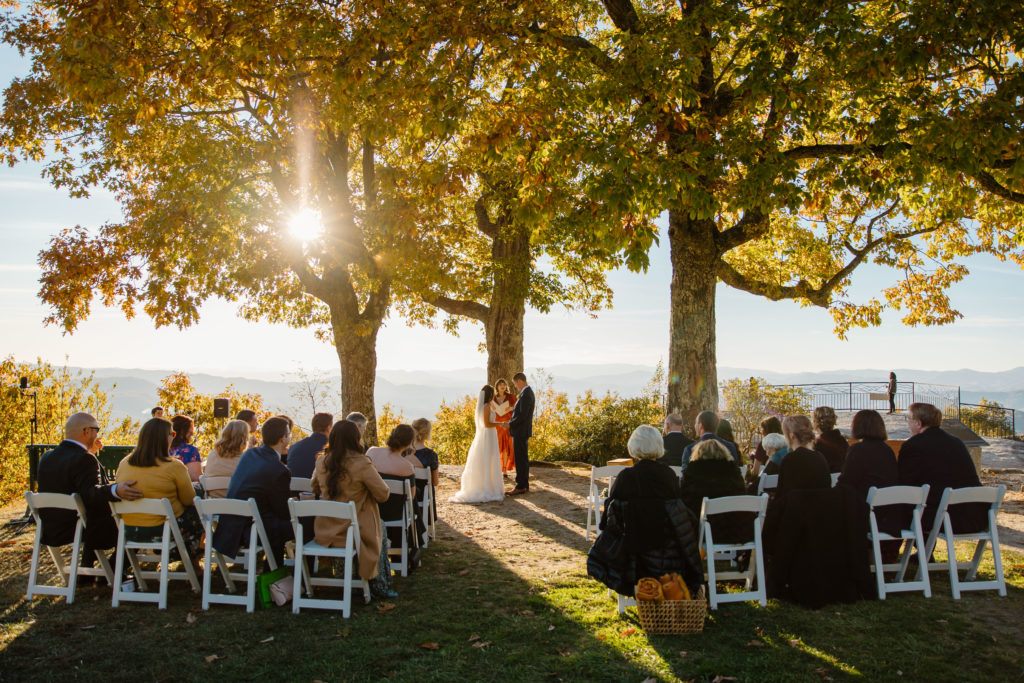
<box><xmin>65</xmin><ymin>412</ymin><xmax>100</xmax><ymax>449</ymax></box>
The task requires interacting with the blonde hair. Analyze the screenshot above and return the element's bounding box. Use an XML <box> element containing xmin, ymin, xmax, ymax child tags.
<box><xmin>212</xmin><ymin>419</ymin><xmax>250</xmax><ymax>460</ymax></box>
<box><xmin>627</xmin><ymin>425</ymin><xmax>665</xmax><ymax>460</ymax></box>
<box><xmin>411</xmin><ymin>417</ymin><xmax>431</xmax><ymax>443</ymax></box>
<box><xmin>813</xmin><ymin>406</ymin><xmax>837</xmax><ymax>432</ymax></box>
<box><xmin>690</xmin><ymin>439</ymin><xmax>731</xmax><ymax>462</ymax></box>
<box><xmin>782</xmin><ymin>415</ymin><xmax>815</xmax><ymax>449</ymax></box>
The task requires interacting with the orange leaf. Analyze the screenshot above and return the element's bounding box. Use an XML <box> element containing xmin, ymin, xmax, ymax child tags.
<box><xmin>468</xmin><ymin>634</ymin><xmax>481</xmax><ymax>642</ymax></box>
<box><xmin>619</xmin><ymin>628</ymin><xmax>636</xmax><ymax>637</ymax></box>
<box><xmin>419</xmin><ymin>642</ymin><xmax>440</xmax><ymax>651</ymax></box>
<box><xmin>377</xmin><ymin>602</ymin><xmax>397</xmax><ymax>612</ymax></box>
<box><xmin>745</xmin><ymin>640</ymin><xmax>766</xmax><ymax>647</ymax></box>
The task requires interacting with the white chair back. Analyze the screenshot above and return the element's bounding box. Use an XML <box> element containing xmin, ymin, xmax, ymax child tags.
<box><xmin>382</xmin><ymin>479</ymin><xmax>416</xmax><ymax>576</ymax></box>
<box><xmin>290</xmin><ymin>477</ymin><xmax>313</xmax><ymax>494</ymax></box>
<box><xmin>194</xmin><ymin>497</ymin><xmax>277</xmax><ymax>612</ymax></box>
<box><xmin>697</xmin><ymin>493</ymin><xmax>770</xmax><ymax>609</ymax></box>
<box><xmin>865</xmin><ymin>485</ymin><xmax>931</xmax><ymax>599</ymax></box>
<box><xmin>757</xmin><ymin>474</ymin><xmax>779</xmax><ymax>495</ymax></box>
<box><xmin>413</xmin><ymin>467</ymin><xmax>436</xmax><ymax>545</ymax></box>
<box><xmin>25</xmin><ymin>491</ymin><xmax>113</xmax><ymax>604</ymax></box>
<box><xmin>585</xmin><ymin>465</ymin><xmax>628</xmax><ymax>540</ymax></box>
<box><xmin>288</xmin><ymin>498</ymin><xmax>366</xmax><ymax>617</ymax></box>
<box><xmin>199</xmin><ymin>475</ymin><xmax>232</xmax><ymax>498</ymax></box>
<box><xmin>830</xmin><ymin>472</ymin><xmax>840</xmax><ymax>487</ymax></box>
<box><xmin>922</xmin><ymin>485</ymin><xmax>1007</xmax><ymax>598</ymax></box>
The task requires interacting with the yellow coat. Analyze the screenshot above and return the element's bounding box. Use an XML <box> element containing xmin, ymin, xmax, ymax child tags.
<box><xmin>115</xmin><ymin>456</ymin><xmax>196</xmax><ymax>526</ymax></box>
<box><xmin>311</xmin><ymin>451</ymin><xmax>390</xmax><ymax>580</ymax></box>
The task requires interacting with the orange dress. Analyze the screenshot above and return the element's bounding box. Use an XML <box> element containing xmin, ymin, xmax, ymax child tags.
<box><xmin>494</xmin><ymin>394</ymin><xmax>517</xmax><ymax>473</ymax></box>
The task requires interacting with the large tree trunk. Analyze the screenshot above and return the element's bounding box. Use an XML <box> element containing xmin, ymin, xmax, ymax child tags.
<box><xmin>484</xmin><ymin>222</ymin><xmax>530</xmax><ymax>385</ymax></box>
<box><xmin>666</xmin><ymin>209</ymin><xmax>719</xmax><ymax>432</ymax></box>
<box><xmin>331</xmin><ymin>310</ymin><xmax>382</xmax><ymax>446</ymax></box>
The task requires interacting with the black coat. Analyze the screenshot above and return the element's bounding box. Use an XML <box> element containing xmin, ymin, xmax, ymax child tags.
<box><xmin>778</xmin><ymin>447</ymin><xmax>831</xmax><ymax>494</ymax></box>
<box><xmin>36</xmin><ymin>440</ymin><xmax>118</xmax><ymax>550</ymax></box>
<box><xmin>508</xmin><ymin>386</ymin><xmax>535</xmax><ymax>439</ymax></box>
<box><xmin>814</xmin><ymin>429</ymin><xmax>849</xmax><ymax>473</ymax></box>
<box><xmin>587</xmin><ymin>497</ymin><xmax>703</xmax><ymax>597</ymax></box>
<box><xmin>838</xmin><ymin>439</ymin><xmax>906</xmax><ymax>535</ymax></box>
<box><xmin>606</xmin><ymin>460</ymin><xmax>681</xmax><ymax>552</ymax></box>
<box><xmin>213</xmin><ymin>446</ymin><xmax>293</xmax><ymax>562</ymax></box>
<box><xmin>658</xmin><ymin>432</ymin><xmax>693</xmax><ymax>467</ymax></box>
<box><xmin>680</xmin><ymin>458</ymin><xmax>751</xmax><ymax>544</ymax></box>
<box><xmin>897</xmin><ymin>426</ymin><xmax>987</xmax><ymax>534</ymax></box>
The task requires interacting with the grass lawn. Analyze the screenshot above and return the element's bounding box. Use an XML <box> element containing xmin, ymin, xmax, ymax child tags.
<box><xmin>2</xmin><ymin>506</ymin><xmax>1023</xmax><ymax>682</ymax></box>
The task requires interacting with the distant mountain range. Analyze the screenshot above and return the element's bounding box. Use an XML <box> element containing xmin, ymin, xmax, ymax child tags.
<box><xmin>78</xmin><ymin>364</ymin><xmax>1024</xmax><ymax>427</ymax></box>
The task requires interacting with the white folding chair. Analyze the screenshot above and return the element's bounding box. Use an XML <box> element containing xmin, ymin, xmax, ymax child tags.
<box><xmin>866</xmin><ymin>485</ymin><xmax>931</xmax><ymax>599</ymax></box>
<box><xmin>290</xmin><ymin>477</ymin><xmax>313</xmax><ymax>494</ymax></box>
<box><xmin>757</xmin><ymin>474</ymin><xmax>779</xmax><ymax>495</ymax></box>
<box><xmin>830</xmin><ymin>472</ymin><xmax>840</xmax><ymax>487</ymax></box>
<box><xmin>698</xmin><ymin>494</ymin><xmax>769</xmax><ymax>609</ymax></box>
<box><xmin>586</xmin><ymin>465</ymin><xmax>627</xmax><ymax>541</ymax></box>
<box><xmin>288</xmin><ymin>499</ymin><xmax>369</xmax><ymax>618</ymax></box>
<box><xmin>670</xmin><ymin>465</ymin><xmax>683</xmax><ymax>478</ymax></box>
<box><xmin>918</xmin><ymin>486</ymin><xmax>1007</xmax><ymax>598</ymax></box>
<box><xmin>739</xmin><ymin>465</ymin><xmax>748</xmax><ymax>480</ymax></box>
<box><xmin>381</xmin><ymin>479</ymin><xmax>416</xmax><ymax>577</ymax></box>
<box><xmin>195</xmin><ymin>497</ymin><xmax>278</xmax><ymax>612</ymax></box>
<box><xmin>413</xmin><ymin>467</ymin><xmax>436</xmax><ymax>546</ymax></box>
<box><xmin>109</xmin><ymin>498</ymin><xmax>201</xmax><ymax>609</ymax></box>
<box><xmin>198</xmin><ymin>475</ymin><xmax>232</xmax><ymax>499</ymax></box>
<box><xmin>24</xmin><ymin>492</ymin><xmax>113</xmax><ymax>604</ymax></box>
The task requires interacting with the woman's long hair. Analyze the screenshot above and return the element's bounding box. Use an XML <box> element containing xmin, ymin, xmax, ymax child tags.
<box><xmin>170</xmin><ymin>414</ymin><xmax>194</xmax><ymax>449</ymax></box>
<box><xmin>213</xmin><ymin>419</ymin><xmax>250</xmax><ymax>459</ymax></box>
<box><xmin>324</xmin><ymin>420</ymin><xmax>364</xmax><ymax>500</ymax></box>
<box><xmin>128</xmin><ymin>418</ymin><xmax>173</xmax><ymax>468</ymax></box>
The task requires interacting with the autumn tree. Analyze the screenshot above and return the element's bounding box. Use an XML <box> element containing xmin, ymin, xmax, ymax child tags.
<box><xmin>1</xmin><ymin>0</ymin><xmax>480</xmax><ymax>444</ymax></box>
<box><xmin>156</xmin><ymin>372</ymin><xmax>275</xmax><ymax>453</ymax></box>
<box><xmin>503</xmin><ymin>0</ymin><xmax>1024</xmax><ymax>421</ymax></box>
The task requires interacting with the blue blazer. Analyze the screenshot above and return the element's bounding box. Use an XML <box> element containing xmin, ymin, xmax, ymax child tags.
<box><xmin>212</xmin><ymin>446</ymin><xmax>292</xmax><ymax>560</ymax></box>
<box><xmin>508</xmin><ymin>386</ymin><xmax>535</xmax><ymax>439</ymax></box>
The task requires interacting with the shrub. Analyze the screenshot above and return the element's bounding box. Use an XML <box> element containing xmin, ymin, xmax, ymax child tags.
<box><xmin>720</xmin><ymin>377</ymin><xmax>812</xmax><ymax>453</ymax></box>
<box><xmin>959</xmin><ymin>398</ymin><xmax>1015</xmax><ymax>438</ymax></box>
<box><xmin>431</xmin><ymin>395</ymin><xmax>477</xmax><ymax>465</ymax></box>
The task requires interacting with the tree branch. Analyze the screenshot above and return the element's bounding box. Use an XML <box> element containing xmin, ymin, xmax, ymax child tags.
<box><xmin>601</xmin><ymin>0</ymin><xmax>642</xmax><ymax>33</ymax></box>
<box><xmin>474</xmin><ymin>196</ymin><xmax>498</xmax><ymax>239</ymax></box>
<box><xmin>782</xmin><ymin>142</ymin><xmax>911</xmax><ymax>161</ymax></box>
<box><xmin>715</xmin><ymin>208</ymin><xmax>767</xmax><ymax>253</ymax></box>
<box><xmin>425</xmin><ymin>294</ymin><xmax>489</xmax><ymax>322</ymax></box>
<box><xmin>526</xmin><ymin>23</ymin><xmax>615</xmax><ymax>73</ymax></box>
<box><xmin>716</xmin><ymin>259</ymin><xmax>832</xmax><ymax>306</ymax></box>
<box><xmin>973</xmin><ymin>170</ymin><xmax>1024</xmax><ymax>204</ymax></box>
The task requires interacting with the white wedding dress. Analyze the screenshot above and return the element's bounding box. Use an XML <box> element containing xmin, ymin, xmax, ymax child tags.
<box><xmin>451</xmin><ymin>390</ymin><xmax>505</xmax><ymax>504</ymax></box>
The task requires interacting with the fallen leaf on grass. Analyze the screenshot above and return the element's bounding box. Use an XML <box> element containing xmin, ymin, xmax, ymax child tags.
<box><xmin>336</xmin><ymin>627</ymin><xmax>351</xmax><ymax>638</ymax></box>
<box><xmin>260</xmin><ymin>636</ymin><xmax>274</xmax><ymax>644</ymax></box>
<box><xmin>520</xmin><ymin>609</ymin><xmax>534</xmax><ymax>616</ymax></box>
<box><xmin>548</xmin><ymin>625</ymin><xmax>555</xmax><ymax>631</ymax></box>
<box><xmin>376</xmin><ymin>602</ymin><xmax>397</xmax><ymax>612</ymax></box>
<box><xmin>712</xmin><ymin>677</ymin><xmax>737</xmax><ymax>683</ymax></box>
<box><xmin>185</xmin><ymin>613</ymin><xmax>197</xmax><ymax>624</ymax></box>
<box><xmin>556</xmin><ymin>648</ymin><xmax>572</xmax><ymax>657</ymax></box>
<box><xmin>457</xmin><ymin>569</ymin><xmax>471</xmax><ymax>576</ymax></box>
<box><xmin>788</xmin><ymin>639</ymin><xmax>800</xmax><ymax>647</ymax></box>
<box><xmin>642</xmin><ymin>678</ymin><xmax>658</xmax><ymax>683</ymax></box>
<box><xmin>419</xmin><ymin>641</ymin><xmax>440</xmax><ymax>651</ymax></box>
<box><xmin>204</xmin><ymin>655</ymin><xmax>222</xmax><ymax>663</ymax></box>
<box><xmin>619</xmin><ymin>628</ymin><xmax>636</xmax><ymax>637</ymax></box>
<box><xmin>936</xmin><ymin>619</ymin><xmax>948</xmax><ymax>624</ymax></box>
<box><xmin>80</xmin><ymin>625</ymin><xmax>96</xmax><ymax>631</ymax></box>
<box><xmin>468</xmin><ymin>634</ymin><xmax>481</xmax><ymax>642</ymax></box>
<box><xmin>472</xmin><ymin>641</ymin><xmax>492</xmax><ymax>649</ymax></box>
<box><xmin>678</xmin><ymin>651</ymin><xmax>689</xmax><ymax>658</ymax></box>
<box><xmin>382</xmin><ymin>673</ymin><xmax>397</xmax><ymax>679</ymax></box>
<box><xmin>811</xmin><ymin>667</ymin><xmax>833</xmax><ymax>680</ymax></box>
<box><xmin>745</xmin><ymin>640</ymin><xmax>765</xmax><ymax>647</ymax></box>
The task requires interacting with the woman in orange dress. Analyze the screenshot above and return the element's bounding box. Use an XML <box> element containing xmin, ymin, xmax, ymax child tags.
<box><xmin>491</xmin><ymin>378</ymin><xmax>517</xmax><ymax>476</ymax></box>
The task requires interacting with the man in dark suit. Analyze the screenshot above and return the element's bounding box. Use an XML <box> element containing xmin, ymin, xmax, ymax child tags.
<box><xmin>898</xmin><ymin>402</ymin><xmax>987</xmax><ymax>534</ymax></box>
<box><xmin>36</xmin><ymin>412</ymin><xmax>143</xmax><ymax>568</ymax></box>
<box><xmin>658</xmin><ymin>413</ymin><xmax>693</xmax><ymax>467</ymax></box>
<box><xmin>680</xmin><ymin>410</ymin><xmax>740</xmax><ymax>471</ymax></box>
<box><xmin>213</xmin><ymin>416</ymin><xmax>294</xmax><ymax>563</ymax></box>
<box><xmin>287</xmin><ymin>412</ymin><xmax>332</xmax><ymax>479</ymax></box>
<box><xmin>506</xmin><ymin>372</ymin><xmax>535</xmax><ymax>495</ymax></box>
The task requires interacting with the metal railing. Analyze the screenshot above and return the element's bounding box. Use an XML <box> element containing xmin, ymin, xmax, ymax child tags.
<box><xmin>959</xmin><ymin>403</ymin><xmax>1017</xmax><ymax>439</ymax></box>
<box><xmin>771</xmin><ymin>381</ymin><xmax>961</xmax><ymax>416</ymax></box>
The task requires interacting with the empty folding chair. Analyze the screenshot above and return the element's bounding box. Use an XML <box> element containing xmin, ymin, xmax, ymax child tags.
<box><xmin>699</xmin><ymin>494</ymin><xmax>769</xmax><ymax>609</ymax></box>
<box><xmin>109</xmin><ymin>498</ymin><xmax>201</xmax><ymax>609</ymax></box>
<box><xmin>830</xmin><ymin>472</ymin><xmax>840</xmax><ymax>487</ymax></box>
<box><xmin>288</xmin><ymin>498</ymin><xmax>369</xmax><ymax>618</ymax></box>
<box><xmin>585</xmin><ymin>465</ymin><xmax>627</xmax><ymax>541</ymax></box>
<box><xmin>290</xmin><ymin>477</ymin><xmax>313</xmax><ymax>495</ymax></box>
<box><xmin>198</xmin><ymin>475</ymin><xmax>232</xmax><ymax>499</ymax></box>
<box><xmin>919</xmin><ymin>485</ymin><xmax>1007</xmax><ymax>598</ymax></box>
<box><xmin>195</xmin><ymin>497</ymin><xmax>277</xmax><ymax>612</ymax></box>
<box><xmin>413</xmin><ymin>467</ymin><xmax>436</xmax><ymax>546</ymax></box>
<box><xmin>25</xmin><ymin>492</ymin><xmax>113</xmax><ymax>604</ymax></box>
<box><xmin>866</xmin><ymin>485</ymin><xmax>931</xmax><ymax>599</ymax></box>
<box><xmin>381</xmin><ymin>479</ymin><xmax>416</xmax><ymax>577</ymax></box>
<box><xmin>757</xmin><ymin>474</ymin><xmax>779</xmax><ymax>495</ymax></box>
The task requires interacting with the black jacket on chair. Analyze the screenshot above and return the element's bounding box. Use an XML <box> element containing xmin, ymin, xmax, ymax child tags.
<box><xmin>838</xmin><ymin>439</ymin><xmax>907</xmax><ymax>535</ymax></box>
<box><xmin>36</xmin><ymin>440</ymin><xmax>119</xmax><ymax>551</ymax></box>
<box><xmin>680</xmin><ymin>458</ymin><xmax>751</xmax><ymax>544</ymax></box>
<box><xmin>897</xmin><ymin>426</ymin><xmax>986</xmax><ymax>534</ymax></box>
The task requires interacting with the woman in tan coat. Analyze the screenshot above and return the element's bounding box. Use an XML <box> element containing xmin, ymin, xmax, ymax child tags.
<box><xmin>311</xmin><ymin>420</ymin><xmax>394</xmax><ymax>599</ymax></box>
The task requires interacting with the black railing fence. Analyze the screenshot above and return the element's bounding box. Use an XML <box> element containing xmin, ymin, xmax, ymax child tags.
<box><xmin>959</xmin><ymin>403</ymin><xmax>1017</xmax><ymax>439</ymax></box>
<box><xmin>770</xmin><ymin>381</ymin><xmax>961</xmax><ymax>416</ymax></box>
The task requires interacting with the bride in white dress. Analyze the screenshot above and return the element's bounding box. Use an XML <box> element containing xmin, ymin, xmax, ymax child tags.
<box><xmin>451</xmin><ymin>385</ymin><xmax>505</xmax><ymax>504</ymax></box>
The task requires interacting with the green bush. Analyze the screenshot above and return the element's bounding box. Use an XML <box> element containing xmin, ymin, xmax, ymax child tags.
<box><xmin>720</xmin><ymin>377</ymin><xmax>812</xmax><ymax>453</ymax></box>
<box><xmin>959</xmin><ymin>398</ymin><xmax>1015</xmax><ymax>438</ymax></box>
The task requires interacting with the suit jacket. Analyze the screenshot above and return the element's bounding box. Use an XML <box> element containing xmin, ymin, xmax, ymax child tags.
<box><xmin>286</xmin><ymin>432</ymin><xmax>327</xmax><ymax>480</ymax></box>
<box><xmin>212</xmin><ymin>445</ymin><xmax>293</xmax><ymax>561</ymax></box>
<box><xmin>36</xmin><ymin>440</ymin><xmax>118</xmax><ymax>550</ymax></box>
<box><xmin>897</xmin><ymin>426</ymin><xmax>986</xmax><ymax>533</ymax></box>
<box><xmin>508</xmin><ymin>386</ymin><xmax>535</xmax><ymax>439</ymax></box>
<box><xmin>658</xmin><ymin>431</ymin><xmax>693</xmax><ymax>467</ymax></box>
<box><xmin>680</xmin><ymin>433</ymin><xmax>740</xmax><ymax>470</ymax></box>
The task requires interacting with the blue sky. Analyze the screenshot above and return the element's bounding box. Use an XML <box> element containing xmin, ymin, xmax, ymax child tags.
<box><xmin>2</xmin><ymin>45</ymin><xmax>1022</xmax><ymax>378</ymax></box>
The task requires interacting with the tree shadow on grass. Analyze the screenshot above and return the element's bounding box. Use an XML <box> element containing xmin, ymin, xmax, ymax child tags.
<box><xmin>0</xmin><ymin>511</ymin><xmax>668</xmax><ymax>681</ymax></box>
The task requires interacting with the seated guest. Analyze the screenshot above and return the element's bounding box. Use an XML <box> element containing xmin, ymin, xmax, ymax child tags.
<box><xmin>658</xmin><ymin>412</ymin><xmax>693</xmax><ymax>467</ymax></box>
<box><xmin>346</xmin><ymin>412</ymin><xmax>368</xmax><ymax>445</ymax></box>
<box><xmin>680</xmin><ymin>439</ymin><xmax>749</xmax><ymax>543</ymax></box>
<box><xmin>898</xmin><ymin>402</ymin><xmax>987</xmax><ymax>534</ymax></box>
<box><xmin>311</xmin><ymin>420</ymin><xmax>394</xmax><ymax>600</ymax></box>
<box><xmin>169</xmin><ymin>414</ymin><xmax>202</xmax><ymax>482</ymax></box>
<box><xmin>813</xmin><ymin>406</ymin><xmax>849</xmax><ymax>472</ymax></box>
<box><xmin>235</xmin><ymin>409</ymin><xmax>260</xmax><ymax>448</ymax></box>
<box><xmin>715</xmin><ymin>418</ymin><xmax>739</xmax><ymax>460</ymax></box>
<box><xmin>748</xmin><ymin>416</ymin><xmax>784</xmax><ymax>478</ymax></box>
<box><xmin>759</xmin><ymin>433</ymin><xmax>790</xmax><ymax>478</ymax></box>
<box><xmin>204</xmin><ymin>420</ymin><xmax>251</xmax><ymax>498</ymax></box>
<box><xmin>287</xmin><ymin>412</ymin><xmax>333</xmax><ymax>479</ymax></box>
<box><xmin>777</xmin><ymin>415</ymin><xmax>831</xmax><ymax>494</ymax></box>
<box><xmin>213</xmin><ymin>416</ymin><xmax>293</xmax><ymax>564</ymax></box>
<box><xmin>151</xmin><ymin>406</ymin><xmax>165</xmax><ymax>419</ymax></box>
<box><xmin>411</xmin><ymin>418</ymin><xmax>441</xmax><ymax>490</ymax></box>
<box><xmin>587</xmin><ymin>425</ymin><xmax>703</xmax><ymax>598</ymax></box>
<box><xmin>367</xmin><ymin>424</ymin><xmax>420</xmax><ymax>569</ymax></box>
<box><xmin>115</xmin><ymin>418</ymin><xmax>202</xmax><ymax>556</ymax></box>
<box><xmin>37</xmin><ymin>413</ymin><xmax>143</xmax><ymax>572</ymax></box>
<box><xmin>681</xmin><ymin>411</ymin><xmax>740</xmax><ymax>470</ymax></box>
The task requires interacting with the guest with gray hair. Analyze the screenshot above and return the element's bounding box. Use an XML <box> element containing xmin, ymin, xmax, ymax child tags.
<box><xmin>607</xmin><ymin>425</ymin><xmax>684</xmax><ymax>535</ymax></box>
<box><xmin>658</xmin><ymin>413</ymin><xmax>693</xmax><ymax>467</ymax></box>
<box><xmin>760</xmin><ymin>432</ymin><xmax>790</xmax><ymax>476</ymax></box>
<box><xmin>345</xmin><ymin>412</ymin><xmax>368</xmax><ymax>441</ymax></box>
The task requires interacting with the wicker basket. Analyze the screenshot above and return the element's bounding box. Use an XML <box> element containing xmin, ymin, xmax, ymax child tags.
<box><xmin>635</xmin><ymin>585</ymin><xmax>707</xmax><ymax>635</ymax></box>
